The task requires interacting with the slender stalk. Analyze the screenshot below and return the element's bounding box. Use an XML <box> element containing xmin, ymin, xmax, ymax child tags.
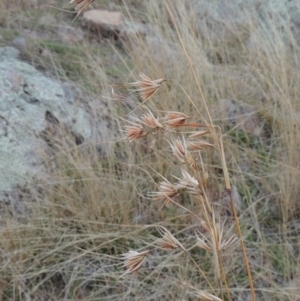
<box><xmin>218</xmin><ymin>130</ymin><xmax>231</xmax><ymax>191</ymax></box>
<box><xmin>218</xmin><ymin>252</ymin><xmax>232</xmax><ymax>301</ymax></box>
<box><xmin>228</xmin><ymin>190</ymin><xmax>256</xmax><ymax>301</ymax></box>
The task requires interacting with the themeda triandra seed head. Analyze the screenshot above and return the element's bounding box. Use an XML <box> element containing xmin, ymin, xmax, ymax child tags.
<box><xmin>164</xmin><ymin>111</ymin><xmax>189</xmax><ymax>128</ymax></box>
<box><xmin>121</xmin><ymin>250</ymin><xmax>149</xmax><ymax>276</ymax></box>
<box><xmin>141</xmin><ymin>109</ymin><xmax>163</xmax><ymax>129</ymax></box>
<box><xmin>129</xmin><ymin>73</ymin><xmax>166</xmax><ymax>102</ymax></box>
<box><xmin>124</xmin><ymin>122</ymin><xmax>147</xmax><ymax>142</ymax></box>
<box><xmin>189</xmin><ymin>130</ymin><xmax>208</xmax><ymax>139</ymax></box>
<box><xmin>187</xmin><ymin>140</ymin><xmax>214</xmax><ymax>152</ymax></box>
<box><xmin>175</xmin><ymin>169</ymin><xmax>201</xmax><ymax>195</ymax></box>
<box><xmin>152</xmin><ymin>179</ymin><xmax>178</xmax><ymax>208</ymax></box>
<box><xmin>156</xmin><ymin>227</ymin><xmax>184</xmax><ymax>250</ymax></box>
<box><xmin>196</xmin><ymin>232</ymin><xmax>211</xmax><ymax>252</ymax></box>
<box><xmin>169</xmin><ymin>137</ymin><xmax>188</xmax><ymax>163</ymax></box>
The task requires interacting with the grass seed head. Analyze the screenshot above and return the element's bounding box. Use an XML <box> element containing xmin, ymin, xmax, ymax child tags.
<box><xmin>196</xmin><ymin>234</ymin><xmax>212</xmax><ymax>252</ymax></box>
<box><xmin>164</xmin><ymin>111</ymin><xmax>189</xmax><ymax>127</ymax></box>
<box><xmin>153</xmin><ymin>180</ymin><xmax>178</xmax><ymax>207</ymax></box>
<box><xmin>186</xmin><ymin>153</ymin><xmax>197</xmax><ymax>170</ymax></box>
<box><xmin>175</xmin><ymin>169</ymin><xmax>201</xmax><ymax>195</ymax></box>
<box><xmin>156</xmin><ymin>227</ymin><xmax>184</xmax><ymax>250</ymax></box>
<box><xmin>125</xmin><ymin>124</ymin><xmax>147</xmax><ymax>142</ymax></box>
<box><xmin>189</xmin><ymin>130</ymin><xmax>209</xmax><ymax>139</ymax></box>
<box><xmin>121</xmin><ymin>250</ymin><xmax>149</xmax><ymax>276</ymax></box>
<box><xmin>197</xmin><ymin>213</ymin><xmax>239</xmax><ymax>254</ymax></box>
<box><xmin>129</xmin><ymin>73</ymin><xmax>166</xmax><ymax>102</ymax></box>
<box><xmin>187</xmin><ymin>140</ymin><xmax>214</xmax><ymax>151</ymax></box>
<box><xmin>170</xmin><ymin>136</ymin><xmax>188</xmax><ymax>163</ymax></box>
<box><xmin>141</xmin><ymin>109</ymin><xmax>163</xmax><ymax>129</ymax></box>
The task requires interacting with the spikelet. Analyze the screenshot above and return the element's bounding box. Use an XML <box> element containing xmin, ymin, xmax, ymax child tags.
<box><xmin>164</xmin><ymin>111</ymin><xmax>189</xmax><ymax>127</ymax></box>
<box><xmin>129</xmin><ymin>73</ymin><xmax>165</xmax><ymax>102</ymax></box>
<box><xmin>187</xmin><ymin>140</ymin><xmax>214</xmax><ymax>151</ymax></box>
<box><xmin>156</xmin><ymin>227</ymin><xmax>184</xmax><ymax>250</ymax></box>
<box><xmin>124</xmin><ymin>123</ymin><xmax>147</xmax><ymax>142</ymax></box>
<box><xmin>152</xmin><ymin>179</ymin><xmax>178</xmax><ymax>207</ymax></box>
<box><xmin>175</xmin><ymin>169</ymin><xmax>202</xmax><ymax>195</ymax></box>
<box><xmin>169</xmin><ymin>137</ymin><xmax>188</xmax><ymax>163</ymax></box>
<box><xmin>141</xmin><ymin>109</ymin><xmax>163</xmax><ymax>129</ymax></box>
<box><xmin>121</xmin><ymin>250</ymin><xmax>149</xmax><ymax>276</ymax></box>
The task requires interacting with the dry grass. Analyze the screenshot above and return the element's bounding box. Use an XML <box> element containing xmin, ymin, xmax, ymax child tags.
<box><xmin>1</xmin><ymin>0</ymin><xmax>300</xmax><ymax>300</ymax></box>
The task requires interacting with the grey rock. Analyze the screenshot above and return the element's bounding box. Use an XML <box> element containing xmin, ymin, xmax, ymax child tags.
<box><xmin>186</xmin><ymin>0</ymin><xmax>300</xmax><ymax>52</ymax></box>
<box><xmin>119</xmin><ymin>20</ymin><xmax>149</xmax><ymax>48</ymax></box>
<box><xmin>145</xmin><ymin>31</ymin><xmax>177</xmax><ymax>64</ymax></box>
<box><xmin>62</xmin><ymin>83</ymin><xmax>74</xmax><ymax>103</ymax></box>
<box><xmin>12</xmin><ymin>37</ymin><xmax>27</xmax><ymax>52</ymax></box>
<box><xmin>267</xmin><ymin>0</ymin><xmax>300</xmax><ymax>41</ymax></box>
<box><xmin>188</xmin><ymin>0</ymin><xmax>255</xmax><ymax>46</ymax></box>
<box><xmin>0</xmin><ymin>46</ymin><xmax>111</xmax><ymax>199</ymax></box>
<box><xmin>119</xmin><ymin>20</ymin><xmax>178</xmax><ymax>64</ymax></box>
<box><xmin>57</xmin><ymin>25</ymin><xmax>84</xmax><ymax>44</ymax></box>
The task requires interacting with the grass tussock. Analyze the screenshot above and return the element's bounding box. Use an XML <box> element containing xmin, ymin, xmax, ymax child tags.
<box><xmin>1</xmin><ymin>0</ymin><xmax>300</xmax><ymax>300</ymax></box>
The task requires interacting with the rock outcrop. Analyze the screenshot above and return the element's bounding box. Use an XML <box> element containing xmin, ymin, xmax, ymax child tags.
<box><xmin>0</xmin><ymin>47</ymin><xmax>111</xmax><ymax>201</ymax></box>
